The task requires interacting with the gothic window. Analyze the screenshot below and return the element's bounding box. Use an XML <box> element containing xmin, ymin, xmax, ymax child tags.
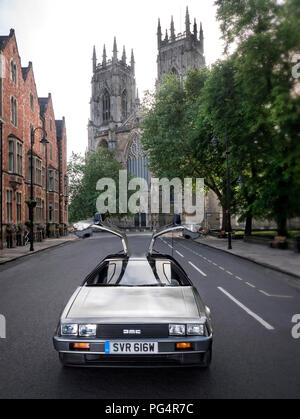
<box><xmin>126</xmin><ymin>136</ymin><xmax>149</xmax><ymax>184</ymax></box>
<box><xmin>11</xmin><ymin>96</ymin><xmax>17</xmax><ymax>126</ymax></box>
<box><xmin>6</xmin><ymin>190</ymin><xmax>13</xmax><ymax>223</ymax></box>
<box><xmin>8</xmin><ymin>140</ymin><xmax>14</xmax><ymax>172</ymax></box>
<box><xmin>11</xmin><ymin>61</ymin><xmax>17</xmax><ymax>84</ymax></box>
<box><xmin>102</xmin><ymin>90</ymin><xmax>110</xmax><ymax>122</ymax></box>
<box><xmin>49</xmin><ymin>170</ymin><xmax>54</xmax><ymax>191</ymax></box>
<box><xmin>30</xmin><ymin>92</ymin><xmax>34</xmax><ymax>111</ymax></box>
<box><xmin>122</xmin><ymin>90</ymin><xmax>127</xmax><ymax>119</ymax></box>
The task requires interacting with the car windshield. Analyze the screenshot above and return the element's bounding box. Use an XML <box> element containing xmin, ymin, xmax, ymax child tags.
<box><xmin>120</xmin><ymin>260</ymin><xmax>159</xmax><ymax>286</ymax></box>
<box><xmin>85</xmin><ymin>258</ymin><xmax>189</xmax><ymax>287</ymax></box>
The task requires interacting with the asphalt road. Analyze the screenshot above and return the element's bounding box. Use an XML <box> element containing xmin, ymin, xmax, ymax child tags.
<box><xmin>0</xmin><ymin>233</ymin><xmax>299</xmax><ymax>399</ymax></box>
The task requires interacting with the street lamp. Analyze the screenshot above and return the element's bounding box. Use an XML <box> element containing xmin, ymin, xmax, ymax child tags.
<box><xmin>211</xmin><ymin>131</ymin><xmax>232</xmax><ymax>250</ymax></box>
<box><xmin>40</xmin><ymin>135</ymin><xmax>49</xmax><ymax>228</ymax></box>
<box><xmin>27</xmin><ymin>127</ymin><xmax>48</xmax><ymax>252</ymax></box>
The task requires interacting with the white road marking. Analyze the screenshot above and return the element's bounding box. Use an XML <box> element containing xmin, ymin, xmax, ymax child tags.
<box><xmin>235</xmin><ymin>276</ymin><xmax>243</xmax><ymax>281</ymax></box>
<box><xmin>226</xmin><ymin>271</ymin><xmax>233</xmax><ymax>276</ymax></box>
<box><xmin>176</xmin><ymin>250</ymin><xmax>184</xmax><ymax>258</ymax></box>
<box><xmin>246</xmin><ymin>282</ymin><xmax>256</xmax><ymax>288</ymax></box>
<box><xmin>219</xmin><ymin>266</ymin><xmax>225</xmax><ymax>271</ymax></box>
<box><xmin>259</xmin><ymin>290</ymin><xmax>293</xmax><ymax>298</ymax></box>
<box><xmin>189</xmin><ymin>262</ymin><xmax>207</xmax><ymax>277</ymax></box>
<box><xmin>218</xmin><ymin>287</ymin><xmax>275</xmax><ymax>330</ymax></box>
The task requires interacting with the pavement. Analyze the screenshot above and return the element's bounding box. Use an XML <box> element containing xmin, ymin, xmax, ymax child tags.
<box><xmin>0</xmin><ymin>232</ymin><xmax>299</xmax><ymax>399</ymax></box>
<box><xmin>194</xmin><ymin>235</ymin><xmax>300</xmax><ymax>280</ymax></box>
<box><xmin>0</xmin><ymin>234</ymin><xmax>78</xmax><ymax>265</ymax></box>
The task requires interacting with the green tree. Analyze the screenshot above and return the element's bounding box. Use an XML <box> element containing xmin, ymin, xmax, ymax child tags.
<box><xmin>68</xmin><ymin>148</ymin><xmax>125</xmax><ymax>223</ymax></box>
<box><xmin>141</xmin><ymin>71</ymin><xmax>231</xmax><ymax>230</ymax></box>
<box><xmin>215</xmin><ymin>0</ymin><xmax>300</xmax><ymax>235</ymax></box>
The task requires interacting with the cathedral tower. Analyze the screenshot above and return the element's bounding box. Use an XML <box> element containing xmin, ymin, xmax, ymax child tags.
<box><xmin>88</xmin><ymin>38</ymin><xmax>137</xmax><ymax>152</ymax></box>
<box><xmin>157</xmin><ymin>7</ymin><xmax>205</xmax><ymax>86</ymax></box>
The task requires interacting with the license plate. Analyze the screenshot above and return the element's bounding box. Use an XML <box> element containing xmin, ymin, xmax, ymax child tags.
<box><xmin>105</xmin><ymin>341</ymin><xmax>158</xmax><ymax>354</ymax></box>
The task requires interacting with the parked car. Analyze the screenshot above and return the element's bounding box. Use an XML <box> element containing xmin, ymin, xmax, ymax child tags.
<box><xmin>53</xmin><ymin>224</ymin><xmax>213</xmax><ymax>368</ymax></box>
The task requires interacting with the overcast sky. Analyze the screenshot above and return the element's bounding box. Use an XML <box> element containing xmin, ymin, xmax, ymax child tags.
<box><xmin>0</xmin><ymin>0</ymin><xmax>224</xmax><ymax>157</ymax></box>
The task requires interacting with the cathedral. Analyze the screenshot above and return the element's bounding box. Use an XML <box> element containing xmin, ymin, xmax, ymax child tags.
<box><xmin>88</xmin><ymin>7</ymin><xmax>220</xmax><ymax>229</ymax></box>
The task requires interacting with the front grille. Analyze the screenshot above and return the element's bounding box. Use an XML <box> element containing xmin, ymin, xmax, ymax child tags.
<box><xmin>96</xmin><ymin>324</ymin><xmax>169</xmax><ymax>339</ymax></box>
<box><xmin>84</xmin><ymin>353</ymin><xmax>203</xmax><ymax>367</ymax></box>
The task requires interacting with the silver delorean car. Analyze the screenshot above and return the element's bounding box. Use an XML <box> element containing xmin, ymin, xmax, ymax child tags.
<box><xmin>53</xmin><ymin>224</ymin><xmax>213</xmax><ymax>368</ymax></box>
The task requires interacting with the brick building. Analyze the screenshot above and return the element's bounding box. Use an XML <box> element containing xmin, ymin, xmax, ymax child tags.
<box><xmin>0</xmin><ymin>29</ymin><xmax>68</xmax><ymax>249</ymax></box>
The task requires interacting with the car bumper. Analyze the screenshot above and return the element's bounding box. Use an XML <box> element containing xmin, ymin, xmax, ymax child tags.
<box><xmin>53</xmin><ymin>335</ymin><xmax>212</xmax><ymax>368</ymax></box>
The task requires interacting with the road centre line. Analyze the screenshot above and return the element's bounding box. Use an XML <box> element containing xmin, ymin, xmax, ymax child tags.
<box><xmin>218</xmin><ymin>287</ymin><xmax>275</xmax><ymax>331</ymax></box>
<box><xmin>246</xmin><ymin>282</ymin><xmax>256</xmax><ymax>288</ymax></box>
<box><xmin>188</xmin><ymin>262</ymin><xmax>207</xmax><ymax>277</ymax></box>
<box><xmin>176</xmin><ymin>250</ymin><xmax>184</xmax><ymax>258</ymax></box>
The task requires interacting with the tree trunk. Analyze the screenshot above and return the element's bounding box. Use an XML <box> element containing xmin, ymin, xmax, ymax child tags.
<box><xmin>244</xmin><ymin>214</ymin><xmax>252</xmax><ymax>236</ymax></box>
<box><xmin>277</xmin><ymin>217</ymin><xmax>288</xmax><ymax>237</ymax></box>
<box><xmin>221</xmin><ymin>206</ymin><xmax>227</xmax><ymax>232</ymax></box>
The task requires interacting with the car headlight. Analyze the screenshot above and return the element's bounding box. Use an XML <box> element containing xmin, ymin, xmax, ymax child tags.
<box><xmin>61</xmin><ymin>324</ymin><xmax>78</xmax><ymax>336</ymax></box>
<box><xmin>79</xmin><ymin>324</ymin><xmax>97</xmax><ymax>337</ymax></box>
<box><xmin>187</xmin><ymin>324</ymin><xmax>205</xmax><ymax>336</ymax></box>
<box><xmin>169</xmin><ymin>324</ymin><xmax>186</xmax><ymax>336</ymax></box>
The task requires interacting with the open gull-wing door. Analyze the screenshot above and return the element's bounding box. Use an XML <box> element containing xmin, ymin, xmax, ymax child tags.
<box><xmin>148</xmin><ymin>224</ymin><xmax>198</xmax><ymax>255</ymax></box>
<box><xmin>73</xmin><ymin>221</ymin><xmax>130</xmax><ymax>256</ymax></box>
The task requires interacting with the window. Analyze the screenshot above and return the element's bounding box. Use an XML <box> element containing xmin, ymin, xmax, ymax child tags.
<box><xmin>11</xmin><ymin>97</ymin><xmax>17</xmax><ymax>126</ymax></box>
<box><xmin>42</xmin><ymin>167</ymin><xmax>46</xmax><ymax>189</ymax></box>
<box><xmin>54</xmin><ymin>202</ymin><xmax>59</xmax><ymax>223</ymax></box>
<box><xmin>49</xmin><ymin>143</ymin><xmax>53</xmax><ymax>161</ymax></box>
<box><xmin>16</xmin><ymin>142</ymin><xmax>23</xmax><ymax>175</ymax></box>
<box><xmin>122</xmin><ymin>90</ymin><xmax>127</xmax><ymax>119</ymax></box>
<box><xmin>30</xmin><ymin>92</ymin><xmax>34</xmax><ymax>111</ymax></box>
<box><xmin>49</xmin><ymin>170</ymin><xmax>54</xmax><ymax>191</ymax></box>
<box><xmin>8</xmin><ymin>139</ymin><xmax>22</xmax><ymax>175</ymax></box>
<box><xmin>27</xmin><ymin>156</ymin><xmax>35</xmax><ymax>183</ymax></box>
<box><xmin>49</xmin><ymin>201</ymin><xmax>53</xmax><ymax>222</ymax></box>
<box><xmin>102</xmin><ymin>90</ymin><xmax>110</xmax><ymax>122</ymax></box>
<box><xmin>11</xmin><ymin>61</ymin><xmax>17</xmax><ymax>84</ymax></box>
<box><xmin>64</xmin><ymin>175</ymin><xmax>68</xmax><ymax>196</ymax></box>
<box><xmin>35</xmin><ymin>198</ymin><xmax>43</xmax><ymax>223</ymax></box>
<box><xmin>8</xmin><ymin>140</ymin><xmax>14</xmax><ymax>172</ymax></box>
<box><xmin>54</xmin><ymin>171</ymin><xmax>59</xmax><ymax>192</ymax></box>
<box><xmin>35</xmin><ymin>158</ymin><xmax>42</xmax><ymax>185</ymax></box>
<box><xmin>16</xmin><ymin>192</ymin><xmax>22</xmax><ymax>223</ymax></box>
<box><xmin>6</xmin><ymin>190</ymin><xmax>13</xmax><ymax>223</ymax></box>
<box><xmin>50</xmin><ymin>118</ymin><xmax>52</xmax><ymax>132</ymax></box>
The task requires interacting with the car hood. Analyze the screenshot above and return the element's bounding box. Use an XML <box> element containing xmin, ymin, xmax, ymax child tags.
<box><xmin>65</xmin><ymin>286</ymin><xmax>203</xmax><ymax>322</ymax></box>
